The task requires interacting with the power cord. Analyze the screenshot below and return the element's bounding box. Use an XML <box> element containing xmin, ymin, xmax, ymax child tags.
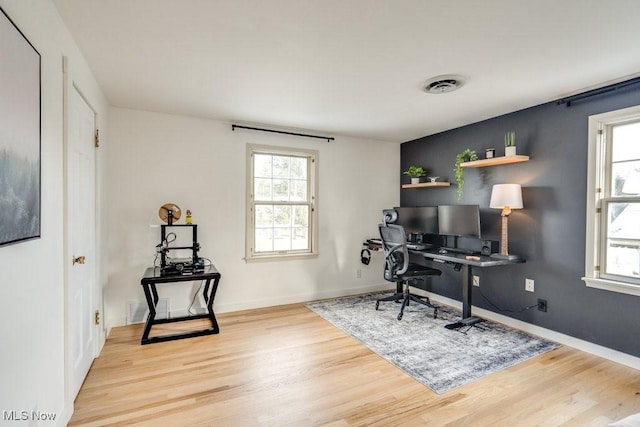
<box><xmin>477</xmin><ymin>287</ymin><xmax>538</xmax><ymax>313</ymax></box>
<box><xmin>187</xmin><ymin>281</ymin><xmax>204</xmax><ymax>315</ymax></box>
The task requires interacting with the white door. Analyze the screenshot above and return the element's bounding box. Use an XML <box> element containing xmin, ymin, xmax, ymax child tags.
<box><xmin>67</xmin><ymin>86</ymin><xmax>96</xmax><ymax>399</ymax></box>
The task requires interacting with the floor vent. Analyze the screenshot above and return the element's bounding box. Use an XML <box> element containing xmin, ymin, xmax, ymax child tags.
<box><xmin>127</xmin><ymin>299</ymin><xmax>169</xmax><ymax>325</ymax></box>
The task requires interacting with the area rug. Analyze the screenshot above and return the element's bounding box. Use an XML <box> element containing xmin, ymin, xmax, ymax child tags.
<box><xmin>306</xmin><ymin>293</ymin><xmax>559</xmax><ymax>394</ymax></box>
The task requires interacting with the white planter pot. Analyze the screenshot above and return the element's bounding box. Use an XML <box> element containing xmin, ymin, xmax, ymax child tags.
<box><xmin>411</xmin><ymin>177</ymin><xmax>420</xmax><ymax>184</ymax></box>
<box><xmin>505</xmin><ymin>146</ymin><xmax>517</xmax><ymax>156</ymax></box>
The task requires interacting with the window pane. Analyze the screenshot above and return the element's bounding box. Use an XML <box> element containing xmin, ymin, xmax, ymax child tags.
<box><xmin>255</xmin><ymin>228</ymin><xmax>273</xmax><ymax>252</ymax></box>
<box><xmin>612</xmin><ymin>122</ymin><xmax>640</xmax><ymax>162</ymax></box>
<box><xmin>273</xmin><ymin>205</ymin><xmax>292</xmax><ymax>227</ymax></box>
<box><xmin>292</xmin><ymin>227</ymin><xmax>308</xmax><ymax>250</ymax></box>
<box><xmin>290</xmin><ymin>157</ymin><xmax>307</xmax><ymax>180</ymax></box>
<box><xmin>605</xmin><ymin>202</ymin><xmax>640</xmax><ymax>280</ymax></box>
<box><xmin>290</xmin><ymin>179</ymin><xmax>307</xmax><ymax>201</ymax></box>
<box><xmin>272</xmin><ymin>179</ymin><xmax>289</xmax><ymax>201</ymax></box>
<box><xmin>273</xmin><ymin>228</ymin><xmax>291</xmax><ymax>251</ymax></box>
<box><xmin>272</xmin><ymin>156</ymin><xmax>290</xmax><ymax>178</ymax></box>
<box><xmin>254</xmin><ymin>154</ymin><xmax>272</xmax><ymax>178</ymax></box>
<box><xmin>293</xmin><ymin>205</ymin><xmax>309</xmax><ymax>227</ymax></box>
<box><xmin>255</xmin><ymin>205</ymin><xmax>273</xmax><ymax>228</ymax></box>
<box><xmin>612</xmin><ymin>161</ymin><xmax>640</xmax><ymax>196</ymax></box>
<box><xmin>254</xmin><ymin>178</ymin><xmax>272</xmax><ymax>201</ymax></box>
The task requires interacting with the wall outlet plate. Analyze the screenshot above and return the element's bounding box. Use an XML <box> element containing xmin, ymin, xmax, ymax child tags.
<box><xmin>525</xmin><ymin>278</ymin><xmax>534</xmax><ymax>292</ymax></box>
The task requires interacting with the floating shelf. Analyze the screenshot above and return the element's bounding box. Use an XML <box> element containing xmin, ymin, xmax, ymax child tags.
<box><xmin>401</xmin><ymin>181</ymin><xmax>451</xmax><ymax>189</ymax></box>
<box><xmin>460</xmin><ymin>155</ymin><xmax>529</xmax><ymax>168</ymax></box>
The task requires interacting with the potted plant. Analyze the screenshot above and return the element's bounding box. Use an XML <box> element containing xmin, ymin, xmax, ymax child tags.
<box><xmin>403</xmin><ymin>165</ymin><xmax>426</xmax><ymax>184</ymax></box>
<box><xmin>454</xmin><ymin>149</ymin><xmax>478</xmax><ymax>200</ymax></box>
<box><xmin>504</xmin><ymin>131</ymin><xmax>516</xmax><ymax>156</ymax></box>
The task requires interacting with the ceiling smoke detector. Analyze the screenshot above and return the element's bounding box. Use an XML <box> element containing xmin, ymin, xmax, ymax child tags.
<box><xmin>423</xmin><ymin>75</ymin><xmax>465</xmax><ymax>94</ymax></box>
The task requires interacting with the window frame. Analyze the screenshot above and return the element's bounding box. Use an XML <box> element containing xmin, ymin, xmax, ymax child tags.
<box><xmin>245</xmin><ymin>144</ymin><xmax>319</xmax><ymax>262</ymax></box>
<box><xmin>583</xmin><ymin>105</ymin><xmax>640</xmax><ymax>295</ymax></box>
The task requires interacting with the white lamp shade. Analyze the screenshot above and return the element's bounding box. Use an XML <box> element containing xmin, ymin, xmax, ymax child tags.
<box><xmin>490</xmin><ymin>184</ymin><xmax>523</xmax><ymax>209</ymax></box>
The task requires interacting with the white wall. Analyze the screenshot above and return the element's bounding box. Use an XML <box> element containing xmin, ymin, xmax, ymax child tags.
<box><xmin>106</xmin><ymin>108</ymin><xmax>398</xmax><ymax>329</ymax></box>
<box><xmin>0</xmin><ymin>1</ymin><xmax>109</xmax><ymax>425</ymax></box>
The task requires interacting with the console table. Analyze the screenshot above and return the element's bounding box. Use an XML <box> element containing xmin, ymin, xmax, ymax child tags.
<box><xmin>421</xmin><ymin>250</ymin><xmax>524</xmax><ymax>329</ymax></box>
<box><xmin>139</xmin><ymin>265</ymin><xmax>221</xmax><ymax>345</ymax></box>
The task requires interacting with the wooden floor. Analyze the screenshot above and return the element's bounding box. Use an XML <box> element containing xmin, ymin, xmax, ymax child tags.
<box><xmin>70</xmin><ymin>303</ymin><xmax>640</xmax><ymax>426</ymax></box>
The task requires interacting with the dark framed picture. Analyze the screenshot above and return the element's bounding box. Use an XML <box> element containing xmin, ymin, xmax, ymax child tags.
<box><xmin>0</xmin><ymin>6</ymin><xmax>41</xmax><ymax>247</ymax></box>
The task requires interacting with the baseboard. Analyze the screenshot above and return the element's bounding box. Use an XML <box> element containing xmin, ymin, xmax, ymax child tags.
<box><xmin>105</xmin><ymin>283</ymin><xmax>392</xmax><ymax>331</ymax></box>
<box><xmin>420</xmin><ymin>291</ymin><xmax>640</xmax><ymax>371</ymax></box>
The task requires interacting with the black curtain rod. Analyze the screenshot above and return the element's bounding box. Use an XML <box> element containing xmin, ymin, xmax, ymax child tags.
<box><xmin>232</xmin><ymin>124</ymin><xmax>334</xmax><ymax>142</ymax></box>
<box><xmin>557</xmin><ymin>77</ymin><xmax>640</xmax><ymax>107</ymax></box>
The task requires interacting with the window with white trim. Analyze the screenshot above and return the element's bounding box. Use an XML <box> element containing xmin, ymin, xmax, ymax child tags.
<box><xmin>584</xmin><ymin>106</ymin><xmax>640</xmax><ymax>295</ymax></box>
<box><xmin>246</xmin><ymin>144</ymin><xmax>318</xmax><ymax>261</ymax></box>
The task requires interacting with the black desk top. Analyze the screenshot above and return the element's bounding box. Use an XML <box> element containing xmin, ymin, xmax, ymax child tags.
<box><xmin>141</xmin><ymin>265</ymin><xmax>221</xmax><ymax>284</ymax></box>
<box><xmin>421</xmin><ymin>249</ymin><xmax>525</xmax><ymax>267</ymax></box>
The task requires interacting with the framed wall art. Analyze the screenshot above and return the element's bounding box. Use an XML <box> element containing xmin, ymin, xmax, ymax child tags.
<box><xmin>0</xmin><ymin>6</ymin><xmax>41</xmax><ymax>247</ymax></box>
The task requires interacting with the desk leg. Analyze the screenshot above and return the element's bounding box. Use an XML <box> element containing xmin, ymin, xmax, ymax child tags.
<box><xmin>141</xmin><ymin>283</ymin><xmax>157</xmax><ymax>344</ymax></box>
<box><xmin>203</xmin><ymin>277</ymin><xmax>220</xmax><ymax>333</ymax></box>
<box><xmin>461</xmin><ymin>264</ymin><xmax>472</xmax><ymax>318</ymax></box>
<box><xmin>445</xmin><ymin>265</ymin><xmax>483</xmax><ymax>329</ymax></box>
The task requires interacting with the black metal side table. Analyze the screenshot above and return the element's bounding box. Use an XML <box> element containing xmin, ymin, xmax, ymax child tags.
<box><xmin>139</xmin><ymin>265</ymin><xmax>221</xmax><ymax>345</ymax></box>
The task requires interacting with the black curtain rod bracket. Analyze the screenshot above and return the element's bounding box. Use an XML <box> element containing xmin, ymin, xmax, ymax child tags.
<box><xmin>232</xmin><ymin>124</ymin><xmax>334</xmax><ymax>142</ymax></box>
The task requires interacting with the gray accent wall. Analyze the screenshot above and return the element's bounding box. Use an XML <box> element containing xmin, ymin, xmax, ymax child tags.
<box><xmin>400</xmin><ymin>83</ymin><xmax>640</xmax><ymax>357</ymax></box>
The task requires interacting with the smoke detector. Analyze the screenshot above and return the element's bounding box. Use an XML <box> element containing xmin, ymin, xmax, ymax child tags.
<box><xmin>423</xmin><ymin>75</ymin><xmax>465</xmax><ymax>94</ymax></box>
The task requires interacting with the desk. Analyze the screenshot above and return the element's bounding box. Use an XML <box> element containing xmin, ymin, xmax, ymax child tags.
<box><xmin>140</xmin><ymin>265</ymin><xmax>221</xmax><ymax>345</ymax></box>
<box><xmin>421</xmin><ymin>250</ymin><xmax>524</xmax><ymax>329</ymax></box>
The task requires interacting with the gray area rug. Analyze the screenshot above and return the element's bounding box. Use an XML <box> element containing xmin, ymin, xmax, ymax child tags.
<box><xmin>306</xmin><ymin>293</ymin><xmax>559</xmax><ymax>394</ymax></box>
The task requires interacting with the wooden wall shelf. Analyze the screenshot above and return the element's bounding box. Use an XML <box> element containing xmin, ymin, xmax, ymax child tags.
<box><xmin>461</xmin><ymin>155</ymin><xmax>529</xmax><ymax>168</ymax></box>
<box><xmin>401</xmin><ymin>181</ymin><xmax>451</xmax><ymax>189</ymax></box>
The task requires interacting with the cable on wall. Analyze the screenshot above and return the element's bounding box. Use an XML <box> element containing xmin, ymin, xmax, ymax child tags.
<box><xmin>557</xmin><ymin>76</ymin><xmax>640</xmax><ymax>107</ymax></box>
<box><xmin>232</xmin><ymin>124</ymin><xmax>334</xmax><ymax>142</ymax></box>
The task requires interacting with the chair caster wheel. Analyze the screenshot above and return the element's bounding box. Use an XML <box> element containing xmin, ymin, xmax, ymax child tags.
<box><xmin>433</xmin><ymin>309</ymin><xmax>438</xmax><ymax>319</ymax></box>
<box><xmin>397</xmin><ymin>313</ymin><xmax>403</xmax><ymax>320</ymax></box>
<box><xmin>375</xmin><ymin>301</ymin><xmax>379</xmax><ymax>310</ymax></box>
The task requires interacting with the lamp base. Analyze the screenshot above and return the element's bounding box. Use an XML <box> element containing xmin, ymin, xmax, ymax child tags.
<box><xmin>490</xmin><ymin>253</ymin><xmax>522</xmax><ymax>260</ymax></box>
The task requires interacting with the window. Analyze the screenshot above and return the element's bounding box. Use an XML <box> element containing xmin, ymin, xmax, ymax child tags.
<box><xmin>584</xmin><ymin>106</ymin><xmax>640</xmax><ymax>295</ymax></box>
<box><xmin>246</xmin><ymin>144</ymin><xmax>318</xmax><ymax>261</ymax></box>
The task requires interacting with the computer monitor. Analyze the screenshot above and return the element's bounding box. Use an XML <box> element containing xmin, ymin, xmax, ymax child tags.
<box><xmin>393</xmin><ymin>206</ymin><xmax>439</xmax><ymax>235</ymax></box>
<box><xmin>437</xmin><ymin>204</ymin><xmax>481</xmax><ymax>238</ymax></box>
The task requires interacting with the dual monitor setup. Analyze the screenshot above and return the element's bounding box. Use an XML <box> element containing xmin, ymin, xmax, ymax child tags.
<box><xmin>382</xmin><ymin>205</ymin><xmax>498</xmax><ymax>256</ymax></box>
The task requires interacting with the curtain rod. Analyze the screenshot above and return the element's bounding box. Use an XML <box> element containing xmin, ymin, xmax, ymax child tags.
<box><xmin>557</xmin><ymin>77</ymin><xmax>640</xmax><ymax>107</ymax></box>
<box><xmin>232</xmin><ymin>124</ymin><xmax>334</xmax><ymax>142</ymax></box>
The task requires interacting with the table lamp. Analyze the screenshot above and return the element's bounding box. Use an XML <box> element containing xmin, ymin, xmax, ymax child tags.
<box><xmin>490</xmin><ymin>183</ymin><xmax>523</xmax><ymax>260</ymax></box>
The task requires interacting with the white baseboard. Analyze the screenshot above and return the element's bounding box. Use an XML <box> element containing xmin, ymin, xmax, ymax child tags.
<box><xmin>420</xmin><ymin>291</ymin><xmax>640</xmax><ymax>371</ymax></box>
<box><xmin>105</xmin><ymin>283</ymin><xmax>392</xmax><ymax>333</ymax></box>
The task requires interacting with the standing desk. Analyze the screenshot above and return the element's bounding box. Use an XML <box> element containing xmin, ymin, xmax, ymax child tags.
<box><xmin>139</xmin><ymin>265</ymin><xmax>221</xmax><ymax>345</ymax></box>
<box><xmin>421</xmin><ymin>250</ymin><xmax>524</xmax><ymax>328</ymax></box>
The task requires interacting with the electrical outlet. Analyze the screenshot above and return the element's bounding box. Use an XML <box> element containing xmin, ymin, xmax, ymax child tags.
<box><xmin>473</xmin><ymin>275</ymin><xmax>480</xmax><ymax>287</ymax></box>
<box><xmin>537</xmin><ymin>298</ymin><xmax>547</xmax><ymax>312</ymax></box>
<box><xmin>356</xmin><ymin>269</ymin><xmax>362</xmax><ymax>279</ymax></box>
<box><xmin>525</xmin><ymin>278</ymin><xmax>535</xmax><ymax>292</ymax></box>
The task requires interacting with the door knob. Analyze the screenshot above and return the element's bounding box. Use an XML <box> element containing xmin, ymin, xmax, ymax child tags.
<box><xmin>73</xmin><ymin>255</ymin><xmax>86</xmax><ymax>265</ymax></box>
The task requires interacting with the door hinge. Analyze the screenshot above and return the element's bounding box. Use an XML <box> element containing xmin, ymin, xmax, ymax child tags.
<box><xmin>94</xmin><ymin>129</ymin><xmax>100</xmax><ymax>148</ymax></box>
<box><xmin>597</xmin><ymin>129</ymin><xmax>604</xmax><ymax>135</ymax></box>
<box><xmin>94</xmin><ymin>310</ymin><xmax>100</xmax><ymax>325</ymax></box>
<box><xmin>596</xmin><ymin>207</ymin><xmax>601</xmax><ymax>213</ymax></box>
<box><xmin>595</xmin><ymin>265</ymin><xmax>600</xmax><ymax>271</ymax></box>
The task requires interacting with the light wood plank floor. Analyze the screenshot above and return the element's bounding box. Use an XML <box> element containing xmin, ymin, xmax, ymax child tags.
<box><xmin>70</xmin><ymin>303</ymin><xmax>640</xmax><ymax>426</ymax></box>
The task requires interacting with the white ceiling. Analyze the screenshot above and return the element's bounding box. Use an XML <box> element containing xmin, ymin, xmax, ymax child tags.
<box><xmin>53</xmin><ymin>0</ymin><xmax>640</xmax><ymax>143</ymax></box>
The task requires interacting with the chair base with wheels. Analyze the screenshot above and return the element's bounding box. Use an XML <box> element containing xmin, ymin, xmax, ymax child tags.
<box><xmin>375</xmin><ymin>267</ymin><xmax>439</xmax><ymax>320</ymax></box>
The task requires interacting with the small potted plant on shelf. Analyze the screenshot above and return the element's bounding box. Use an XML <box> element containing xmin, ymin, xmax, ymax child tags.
<box><xmin>505</xmin><ymin>131</ymin><xmax>516</xmax><ymax>156</ymax></box>
<box><xmin>403</xmin><ymin>165</ymin><xmax>426</xmax><ymax>184</ymax></box>
<box><xmin>454</xmin><ymin>149</ymin><xmax>478</xmax><ymax>200</ymax></box>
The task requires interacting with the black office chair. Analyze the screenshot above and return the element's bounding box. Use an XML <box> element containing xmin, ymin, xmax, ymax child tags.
<box><xmin>375</xmin><ymin>222</ymin><xmax>441</xmax><ymax>320</ymax></box>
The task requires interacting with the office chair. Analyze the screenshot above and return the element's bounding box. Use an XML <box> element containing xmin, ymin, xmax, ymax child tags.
<box><xmin>375</xmin><ymin>222</ymin><xmax>441</xmax><ymax>320</ymax></box>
